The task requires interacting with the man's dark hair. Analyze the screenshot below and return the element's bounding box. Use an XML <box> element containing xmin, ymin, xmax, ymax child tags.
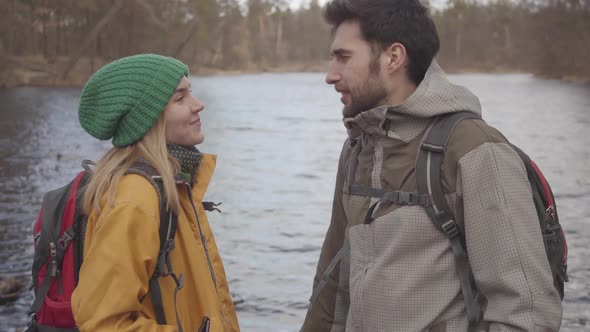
<box><xmin>323</xmin><ymin>0</ymin><xmax>440</xmax><ymax>84</ymax></box>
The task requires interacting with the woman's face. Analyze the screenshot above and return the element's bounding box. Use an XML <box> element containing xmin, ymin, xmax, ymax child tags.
<box><xmin>163</xmin><ymin>77</ymin><xmax>205</xmax><ymax>146</ymax></box>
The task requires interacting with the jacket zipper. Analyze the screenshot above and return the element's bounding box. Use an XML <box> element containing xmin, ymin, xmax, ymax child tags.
<box><xmin>352</xmin><ymin>265</ymin><xmax>369</xmax><ymax>330</ymax></box>
<box><xmin>184</xmin><ymin>183</ymin><xmax>230</xmax><ymax>329</ymax></box>
<box><xmin>198</xmin><ymin>316</ymin><xmax>211</xmax><ymax>332</ymax></box>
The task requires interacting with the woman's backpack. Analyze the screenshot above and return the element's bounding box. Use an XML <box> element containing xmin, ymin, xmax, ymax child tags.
<box><xmin>26</xmin><ymin>160</ymin><xmax>180</xmax><ymax>332</ymax></box>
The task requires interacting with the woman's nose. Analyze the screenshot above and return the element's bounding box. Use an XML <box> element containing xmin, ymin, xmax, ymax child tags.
<box><xmin>191</xmin><ymin>97</ymin><xmax>205</xmax><ymax>112</ymax></box>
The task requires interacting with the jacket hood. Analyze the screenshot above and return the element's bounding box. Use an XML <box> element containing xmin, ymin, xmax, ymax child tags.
<box><xmin>344</xmin><ymin>60</ymin><xmax>482</xmax><ymax>142</ymax></box>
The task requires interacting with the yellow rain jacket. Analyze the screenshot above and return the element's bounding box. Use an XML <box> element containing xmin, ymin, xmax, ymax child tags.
<box><xmin>71</xmin><ymin>154</ymin><xmax>240</xmax><ymax>332</ymax></box>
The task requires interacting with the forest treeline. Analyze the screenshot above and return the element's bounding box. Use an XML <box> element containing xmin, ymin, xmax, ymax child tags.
<box><xmin>0</xmin><ymin>0</ymin><xmax>588</xmax><ymax>86</ymax></box>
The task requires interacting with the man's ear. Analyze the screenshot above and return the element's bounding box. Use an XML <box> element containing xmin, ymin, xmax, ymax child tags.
<box><xmin>384</xmin><ymin>42</ymin><xmax>408</xmax><ymax>74</ymax></box>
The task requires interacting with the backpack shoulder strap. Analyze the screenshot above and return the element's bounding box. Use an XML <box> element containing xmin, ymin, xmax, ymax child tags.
<box><xmin>72</xmin><ymin>171</ymin><xmax>91</xmax><ymax>283</ymax></box>
<box><xmin>416</xmin><ymin>111</ymin><xmax>481</xmax><ymax>221</ymax></box>
<box><xmin>416</xmin><ymin>111</ymin><xmax>485</xmax><ymax>332</ymax></box>
<box><xmin>127</xmin><ymin>161</ymin><xmax>183</xmax><ymax>331</ymax></box>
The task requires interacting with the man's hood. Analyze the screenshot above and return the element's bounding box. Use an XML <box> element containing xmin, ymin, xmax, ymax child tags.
<box><xmin>344</xmin><ymin>60</ymin><xmax>482</xmax><ymax>142</ymax></box>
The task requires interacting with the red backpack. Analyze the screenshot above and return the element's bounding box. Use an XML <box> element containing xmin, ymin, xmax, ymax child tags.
<box><xmin>26</xmin><ymin>161</ymin><xmax>181</xmax><ymax>332</ymax></box>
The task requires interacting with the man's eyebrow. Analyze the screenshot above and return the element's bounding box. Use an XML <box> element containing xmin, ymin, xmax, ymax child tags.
<box><xmin>331</xmin><ymin>48</ymin><xmax>351</xmax><ymax>56</ymax></box>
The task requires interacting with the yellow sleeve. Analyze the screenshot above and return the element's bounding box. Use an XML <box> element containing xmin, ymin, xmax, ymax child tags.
<box><xmin>71</xmin><ymin>201</ymin><xmax>177</xmax><ymax>332</ymax></box>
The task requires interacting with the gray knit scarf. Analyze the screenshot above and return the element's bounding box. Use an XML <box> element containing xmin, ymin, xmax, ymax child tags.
<box><xmin>166</xmin><ymin>144</ymin><xmax>202</xmax><ymax>184</ymax></box>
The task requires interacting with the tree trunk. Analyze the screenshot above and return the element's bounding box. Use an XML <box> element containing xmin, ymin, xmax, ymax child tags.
<box><xmin>173</xmin><ymin>19</ymin><xmax>200</xmax><ymax>59</ymax></box>
<box><xmin>455</xmin><ymin>31</ymin><xmax>462</xmax><ymax>62</ymax></box>
<box><xmin>503</xmin><ymin>25</ymin><xmax>511</xmax><ymax>52</ymax></box>
<box><xmin>135</xmin><ymin>0</ymin><xmax>166</xmax><ymax>31</ymax></box>
<box><xmin>61</xmin><ymin>0</ymin><xmax>125</xmax><ymax>79</ymax></box>
<box><xmin>126</xmin><ymin>9</ymin><xmax>134</xmax><ymax>55</ymax></box>
<box><xmin>258</xmin><ymin>14</ymin><xmax>266</xmax><ymax>64</ymax></box>
<box><xmin>56</xmin><ymin>4</ymin><xmax>61</xmax><ymax>57</ymax></box>
<box><xmin>190</xmin><ymin>37</ymin><xmax>202</xmax><ymax>67</ymax></box>
<box><xmin>275</xmin><ymin>14</ymin><xmax>283</xmax><ymax>63</ymax></box>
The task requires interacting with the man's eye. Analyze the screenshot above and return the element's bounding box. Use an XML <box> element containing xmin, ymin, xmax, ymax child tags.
<box><xmin>177</xmin><ymin>95</ymin><xmax>184</xmax><ymax>101</ymax></box>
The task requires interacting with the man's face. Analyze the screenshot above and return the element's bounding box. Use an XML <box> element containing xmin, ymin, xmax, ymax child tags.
<box><xmin>326</xmin><ymin>20</ymin><xmax>388</xmax><ymax>118</ymax></box>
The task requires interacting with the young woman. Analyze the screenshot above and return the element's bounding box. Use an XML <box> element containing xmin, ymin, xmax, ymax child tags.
<box><xmin>71</xmin><ymin>54</ymin><xmax>240</xmax><ymax>332</ymax></box>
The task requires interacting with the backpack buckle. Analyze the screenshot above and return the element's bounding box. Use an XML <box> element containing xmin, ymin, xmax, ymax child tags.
<box><xmin>57</xmin><ymin>228</ymin><xmax>75</xmax><ymax>250</ymax></box>
<box><xmin>155</xmin><ymin>239</ymin><xmax>176</xmax><ymax>277</ymax></box>
<box><xmin>421</xmin><ymin>142</ymin><xmax>445</xmax><ymax>153</ymax></box>
<box><xmin>27</xmin><ymin>313</ymin><xmax>37</xmax><ymax>328</ymax></box>
<box><xmin>202</xmin><ymin>201</ymin><xmax>222</xmax><ymax>213</ymax></box>
<box><xmin>544</xmin><ymin>205</ymin><xmax>556</xmax><ymax>223</ymax></box>
<box><xmin>441</xmin><ymin>219</ymin><xmax>460</xmax><ymax>239</ymax></box>
<box><xmin>174</xmin><ymin>272</ymin><xmax>184</xmax><ymax>290</ymax></box>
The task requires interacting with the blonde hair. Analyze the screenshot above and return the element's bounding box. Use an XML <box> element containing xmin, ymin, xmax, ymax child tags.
<box><xmin>81</xmin><ymin>115</ymin><xmax>181</xmax><ymax>215</ymax></box>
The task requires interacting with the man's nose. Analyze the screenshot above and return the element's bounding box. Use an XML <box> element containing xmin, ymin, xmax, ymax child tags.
<box><xmin>325</xmin><ymin>62</ymin><xmax>342</xmax><ymax>85</ymax></box>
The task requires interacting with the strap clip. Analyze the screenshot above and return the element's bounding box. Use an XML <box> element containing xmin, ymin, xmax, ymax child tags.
<box><xmin>441</xmin><ymin>219</ymin><xmax>460</xmax><ymax>239</ymax></box>
<box><xmin>421</xmin><ymin>142</ymin><xmax>445</xmax><ymax>153</ymax></box>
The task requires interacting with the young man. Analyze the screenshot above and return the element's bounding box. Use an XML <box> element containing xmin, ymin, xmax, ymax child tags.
<box><xmin>301</xmin><ymin>0</ymin><xmax>563</xmax><ymax>331</ymax></box>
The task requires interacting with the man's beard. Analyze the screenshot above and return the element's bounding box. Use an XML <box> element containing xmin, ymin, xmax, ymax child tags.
<box><xmin>342</xmin><ymin>67</ymin><xmax>388</xmax><ymax>118</ymax></box>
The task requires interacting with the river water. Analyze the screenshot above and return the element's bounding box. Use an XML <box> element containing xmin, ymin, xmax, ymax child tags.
<box><xmin>0</xmin><ymin>72</ymin><xmax>589</xmax><ymax>331</ymax></box>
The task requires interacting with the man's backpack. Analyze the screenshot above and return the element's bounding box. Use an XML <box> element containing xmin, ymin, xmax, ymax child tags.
<box><xmin>26</xmin><ymin>160</ymin><xmax>182</xmax><ymax>332</ymax></box>
<box><xmin>303</xmin><ymin>111</ymin><xmax>568</xmax><ymax>332</ymax></box>
<box><xmin>416</xmin><ymin>111</ymin><xmax>569</xmax><ymax>331</ymax></box>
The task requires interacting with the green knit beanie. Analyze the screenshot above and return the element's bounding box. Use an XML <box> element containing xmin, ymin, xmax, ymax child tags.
<box><xmin>78</xmin><ymin>54</ymin><xmax>189</xmax><ymax>147</ymax></box>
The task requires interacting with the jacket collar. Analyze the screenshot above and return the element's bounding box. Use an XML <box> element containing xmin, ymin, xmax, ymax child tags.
<box><xmin>190</xmin><ymin>153</ymin><xmax>216</xmax><ymax>202</ymax></box>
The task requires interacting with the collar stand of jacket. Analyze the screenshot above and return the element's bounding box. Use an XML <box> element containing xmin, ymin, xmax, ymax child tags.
<box><xmin>344</xmin><ymin>60</ymin><xmax>483</xmax><ymax>143</ymax></box>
